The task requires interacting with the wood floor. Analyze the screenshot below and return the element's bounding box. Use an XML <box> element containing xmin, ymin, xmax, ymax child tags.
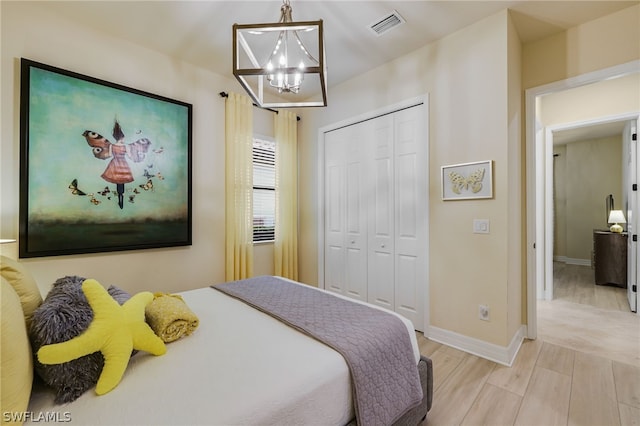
<box><xmin>552</xmin><ymin>262</ymin><xmax>629</xmax><ymax>312</ymax></box>
<box><xmin>419</xmin><ymin>263</ymin><xmax>640</xmax><ymax>426</ymax></box>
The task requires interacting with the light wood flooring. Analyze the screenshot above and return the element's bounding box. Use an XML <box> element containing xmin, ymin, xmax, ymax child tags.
<box><xmin>552</xmin><ymin>262</ymin><xmax>629</xmax><ymax>312</ymax></box>
<box><xmin>418</xmin><ymin>262</ymin><xmax>640</xmax><ymax>425</ymax></box>
<box><xmin>418</xmin><ymin>334</ymin><xmax>640</xmax><ymax>426</ymax></box>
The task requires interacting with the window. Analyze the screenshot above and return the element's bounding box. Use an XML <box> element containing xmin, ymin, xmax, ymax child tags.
<box><xmin>253</xmin><ymin>137</ymin><xmax>276</xmax><ymax>242</ymax></box>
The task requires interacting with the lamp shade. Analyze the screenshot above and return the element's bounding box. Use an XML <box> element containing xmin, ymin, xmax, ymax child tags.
<box><xmin>608</xmin><ymin>209</ymin><xmax>626</xmax><ymax>233</ymax></box>
<box><xmin>608</xmin><ymin>210</ymin><xmax>626</xmax><ymax>224</ymax></box>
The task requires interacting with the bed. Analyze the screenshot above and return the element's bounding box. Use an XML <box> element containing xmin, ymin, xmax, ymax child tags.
<box><xmin>1</xmin><ymin>256</ymin><xmax>432</xmax><ymax>426</ymax></box>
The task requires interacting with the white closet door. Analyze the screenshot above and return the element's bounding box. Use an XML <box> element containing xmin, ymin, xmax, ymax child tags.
<box><xmin>323</xmin><ymin>102</ymin><xmax>428</xmax><ymax>330</ymax></box>
<box><xmin>324</xmin><ymin>124</ymin><xmax>368</xmax><ymax>300</ymax></box>
<box><xmin>393</xmin><ymin>105</ymin><xmax>427</xmax><ymax>330</ymax></box>
<box><xmin>367</xmin><ymin>115</ymin><xmax>395</xmax><ymax>310</ymax></box>
<box><xmin>344</xmin><ymin>122</ymin><xmax>368</xmax><ymax>301</ymax></box>
<box><xmin>324</xmin><ymin>128</ymin><xmax>346</xmax><ymax>294</ymax></box>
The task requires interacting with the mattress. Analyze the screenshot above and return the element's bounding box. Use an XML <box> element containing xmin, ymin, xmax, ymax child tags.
<box><xmin>27</xmin><ymin>282</ymin><xmax>419</xmax><ymax>425</ymax></box>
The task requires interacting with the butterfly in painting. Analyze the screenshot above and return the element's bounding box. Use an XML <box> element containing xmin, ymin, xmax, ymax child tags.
<box><xmin>449</xmin><ymin>168</ymin><xmax>485</xmax><ymax>194</ymax></box>
<box><xmin>139</xmin><ymin>179</ymin><xmax>153</xmax><ymax>191</ymax></box>
<box><xmin>69</xmin><ymin>179</ymin><xmax>87</xmax><ymax>196</ymax></box>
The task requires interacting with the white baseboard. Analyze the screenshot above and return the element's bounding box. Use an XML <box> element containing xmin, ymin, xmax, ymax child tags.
<box><xmin>426</xmin><ymin>325</ymin><xmax>526</xmax><ymax>366</ymax></box>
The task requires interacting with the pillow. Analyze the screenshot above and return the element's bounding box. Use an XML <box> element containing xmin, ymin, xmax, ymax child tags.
<box><xmin>29</xmin><ymin>276</ymin><xmax>134</xmax><ymax>404</ymax></box>
<box><xmin>1</xmin><ymin>276</ymin><xmax>33</xmax><ymax>422</ymax></box>
<box><xmin>0</xmin><ymin>255</ymin><xmax>43</xmax><ymax>329</ymax></box>
<box><xmin>34</xmin><ymin>279</ymin><xmax>166</xmax><ymax>399</ymax></box>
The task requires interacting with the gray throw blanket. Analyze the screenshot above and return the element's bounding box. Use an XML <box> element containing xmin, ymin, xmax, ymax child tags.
<box><xmin>212</xmin><ymin>276</ymin><xmax>422</xmax><ymax>426</ymax></box>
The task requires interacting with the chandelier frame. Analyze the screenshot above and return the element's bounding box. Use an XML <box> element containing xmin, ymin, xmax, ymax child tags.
<box><xmin>232</xmin><ymin>19</ymin><xmax>327</xmax><ymax>108</ymax></box>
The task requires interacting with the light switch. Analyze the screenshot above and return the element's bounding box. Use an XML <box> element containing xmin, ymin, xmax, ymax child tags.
<box><xmin>473</xmin><ymin>219</ymin><xmax>490</xmax><ymax>234</ymax></box>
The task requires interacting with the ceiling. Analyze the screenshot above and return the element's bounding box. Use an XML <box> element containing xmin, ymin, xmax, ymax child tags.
<box><xmin>553</xmin><ymin>120</ymin><xmax>628</xmax><ymax>145</ymax></box>
<box><xmin>37</xmin><ymin>0</ymin><xmax>638</xmax><ymax>88</ymax></box>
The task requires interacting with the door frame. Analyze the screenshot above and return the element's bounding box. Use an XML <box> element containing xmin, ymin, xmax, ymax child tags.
<box><xmin>317</xmin><ymin>94</ymin><xmax>430</xmax><ymax>330</ymax></box>
<box><xmin>543</xmin><ymin>113</ymin><xmax>640</xmax><ymax>302</ymax></box>
<box><xmin>526</xmin><ymin>60</ymin><xmax>640</xmax><ymax>339</ymax></box>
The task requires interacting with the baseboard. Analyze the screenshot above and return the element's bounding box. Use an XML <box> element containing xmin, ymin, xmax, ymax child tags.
<box><xmin>426</xmin><ymin>325</ymin><xmax>526</xmax><ymax>367</ymax></box>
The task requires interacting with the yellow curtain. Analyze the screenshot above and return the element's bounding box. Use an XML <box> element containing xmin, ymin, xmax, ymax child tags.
<box><xmin>274</xmin><ymin>110</ymin><xmax>298</xmax><ymax>280</ymax></box>
<box><xmin>224</xmin><ymin>92</ymin><xmax>254</xmax><ymax>281</ymax></box>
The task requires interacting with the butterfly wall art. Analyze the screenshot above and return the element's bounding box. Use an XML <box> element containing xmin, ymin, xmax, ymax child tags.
<box><xmin>19</xmin><ymin>58</ymin><xmax>192</xmax><ymax>257</ymax></box>
<box><xmin>441</xmin><ymin>160</ymin><xmax>493</xmax><ymax>200</ymax></box>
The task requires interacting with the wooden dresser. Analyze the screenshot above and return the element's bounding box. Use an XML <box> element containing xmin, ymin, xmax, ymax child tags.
<box><xmin>593</xmin><ymin>230</ymin><xmax>627</xmax><ymax>288</ymax></box>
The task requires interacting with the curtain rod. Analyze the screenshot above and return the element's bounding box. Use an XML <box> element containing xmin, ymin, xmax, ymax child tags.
<box><xmin>219</xmin><ymin>92</ymin><xmax>300</xmax><ymax>121</ymax></box>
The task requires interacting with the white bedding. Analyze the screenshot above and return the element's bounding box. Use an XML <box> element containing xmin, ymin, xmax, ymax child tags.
<box><xmin>27</xmin><ymin>282</ymin><xmax>419</xmax><ymax>425</ymax></box>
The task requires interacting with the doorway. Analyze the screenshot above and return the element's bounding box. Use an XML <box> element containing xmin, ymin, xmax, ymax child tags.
<box><xmin>548</xmin><ymin>118</ymin><xmax>635</xmax><ymax>312</ymax></box>
<box><xmin>525</xmin><ymin>60</ymin><xmax>640</xmax><ymax>339</ymax></box>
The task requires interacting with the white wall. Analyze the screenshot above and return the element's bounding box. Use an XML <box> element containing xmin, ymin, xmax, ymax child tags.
<box><xmin>540</xmin><ymin>73</ymin><xmax>640</xmax><ymax>126</ymax></box>
<box><xmin>0</xmin><ymin>2</ymin><xmax>241</xmax><ymax>296</ymax></box>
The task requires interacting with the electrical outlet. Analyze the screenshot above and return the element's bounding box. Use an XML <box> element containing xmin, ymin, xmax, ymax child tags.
<box><xmin>478</xmin><ymin>304</ymin><xmax>490</xmax><ymax>321</ymax></box>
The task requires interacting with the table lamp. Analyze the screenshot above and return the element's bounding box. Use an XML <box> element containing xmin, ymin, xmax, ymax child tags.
<box><xmin>607</xmin><ymin>210</ymin><xmax>626</xmax><ymax>233</ymax></box>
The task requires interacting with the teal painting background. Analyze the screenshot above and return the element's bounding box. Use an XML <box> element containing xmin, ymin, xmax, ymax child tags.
<box><xmin>21</xmin><ymin>62</ymin><xmax>191</xmax><ymax>256</ymax></box>
<box><xmin>27</xmin><ymin>67</ymin><xmax>189</xmax><ymax>222</ymax></box>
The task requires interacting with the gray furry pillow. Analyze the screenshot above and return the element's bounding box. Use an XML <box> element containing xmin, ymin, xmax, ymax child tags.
<box><xmin>29</xmin><ymin>276</ymin><xmax>133</xmax><ymax>404</ymax></box>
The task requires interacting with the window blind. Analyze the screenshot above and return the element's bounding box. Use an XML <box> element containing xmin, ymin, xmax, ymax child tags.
<box><xmin>253</xmin><ymin>138</ymin><xmax>276</xmax><ymax>242</ymax></box>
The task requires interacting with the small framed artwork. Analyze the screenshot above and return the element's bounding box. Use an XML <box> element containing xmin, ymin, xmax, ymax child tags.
<box><xmin>19</xmin><ymin>58</ymin><xmax>193</xmax><ymax>258</ymax></box>
<box><xmin>441</xmin><ymin>160</ymin><xmax>493</xmax><ymax>201</ymax></box>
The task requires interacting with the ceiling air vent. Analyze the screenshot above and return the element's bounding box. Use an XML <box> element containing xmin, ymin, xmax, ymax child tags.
<box><xmin>368</xmin><ymin>10</ymin><xmax>406</xmax><ymax>36</ymax></box>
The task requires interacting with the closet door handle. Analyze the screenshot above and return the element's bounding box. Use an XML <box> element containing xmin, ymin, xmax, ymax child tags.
<box><xmin>381</xmin><ymin>244</ymin><xmax>386</xmax><ymax>248</ymax></box>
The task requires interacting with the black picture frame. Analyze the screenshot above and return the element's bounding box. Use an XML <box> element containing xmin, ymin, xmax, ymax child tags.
<box><xmin>19</xmin><ymin>58</ymin><xmax>193</xmax><ymax>258</ymax></box>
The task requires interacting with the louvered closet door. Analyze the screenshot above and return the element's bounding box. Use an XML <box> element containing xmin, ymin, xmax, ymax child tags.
<box><xmin>393</xmin><ymin>105</ymin><xmax>426</xmax><ymax>329</ymax></box>
<box><xmin>324</xmin><ymin>124</ymin><xmax>368</xmax><ymax>301</ymax></box>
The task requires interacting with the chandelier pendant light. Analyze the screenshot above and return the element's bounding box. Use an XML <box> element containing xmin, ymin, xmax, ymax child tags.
<box><xmin>233</xmin><ymin>0</ymin><xmax>327</xmax><ymax>108</ymax></box>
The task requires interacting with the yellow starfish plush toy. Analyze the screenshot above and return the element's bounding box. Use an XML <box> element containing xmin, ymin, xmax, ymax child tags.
<box><xmin>38</xmin><ymin>279</ymin><xmax>166</xmax><ymax>395</ymax></box>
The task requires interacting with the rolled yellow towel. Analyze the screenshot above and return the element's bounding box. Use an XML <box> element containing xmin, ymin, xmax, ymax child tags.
<box><xmin>145</xmin><ymin>293</ymin><xmax>199</xmax><ymax>343</ymax></box>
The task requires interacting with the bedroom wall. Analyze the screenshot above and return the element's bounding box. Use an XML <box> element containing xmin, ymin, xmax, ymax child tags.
<box><xmin>506</xmin><ymin>12</ymin><xmax>523</xmax><ymax>347</ymax></box>
<box><xmin>299</xmin><ymin>4</ymin><xmax>639</xmax><ymax>349</ymax></box>
<box><xmin>539</xmin><ymin>72</ymin><xmax>640</xmax><ymax>127</ymax></box>
<box><xmin>522</xmin><ymin>4</ymin><xmax>640</xmax><ymax>89</ymax></box>
<box><xmin>299</xmin><ymin>10</ymin><xmax>521</xmax><ymax>347</ymax></box>
<box><xmin>0</xmin><ymin>2</ymin><xmax>247</xmax><ymax>296</ymax></box>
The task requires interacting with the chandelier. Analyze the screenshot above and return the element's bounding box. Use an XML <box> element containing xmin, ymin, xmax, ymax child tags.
<box><xmin>233</xmin><ymin>0</ymin><xmax>327</xmax><ymax>108</ymax></box>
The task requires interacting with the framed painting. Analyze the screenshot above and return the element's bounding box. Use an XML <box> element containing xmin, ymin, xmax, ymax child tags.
<box><xmin>441</xmin><ymin>160</ymin><xmax>493</xmax><ymax>201</ymax></box>
<box><xmin>19</xmin><ymin>58</ymin><xmax>193</xmax><ymax>258</ymax></box>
